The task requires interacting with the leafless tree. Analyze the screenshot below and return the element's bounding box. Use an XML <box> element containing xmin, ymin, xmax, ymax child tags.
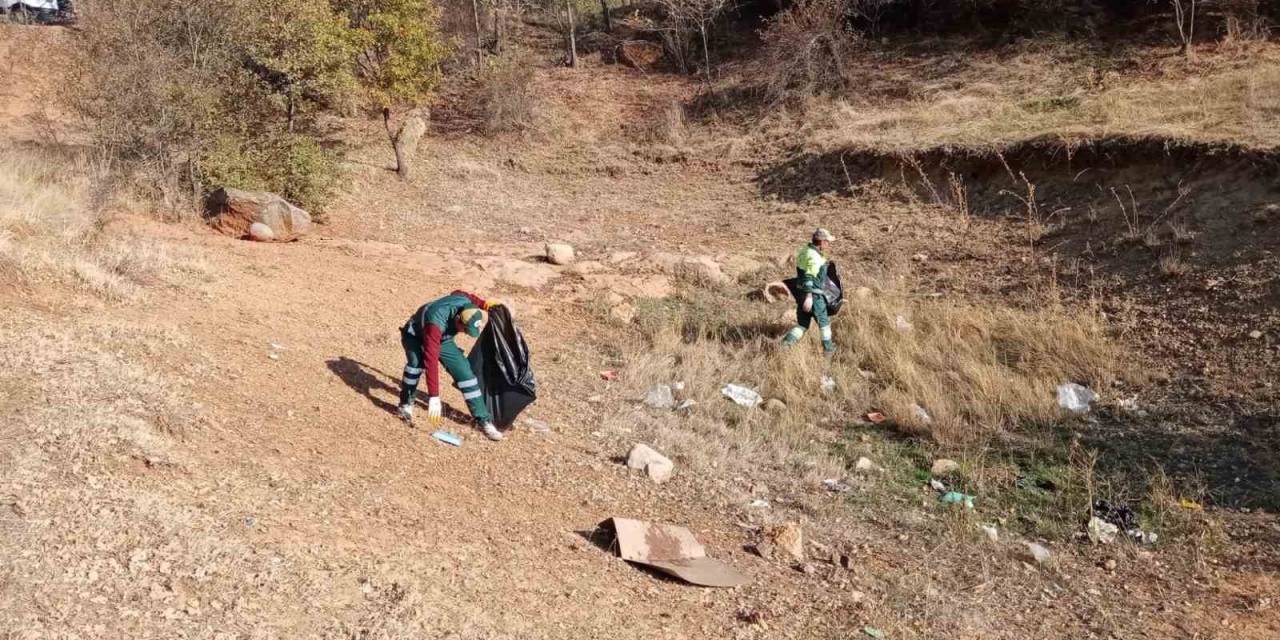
<box><xmin>657</xmin><ymin>0</ymin><xmax>732</xmax><ymax>80</ymax></box>
<box><xmin>1170</xmin><ymin>0</ymin><xmax>1197</xmax><ymax>60</ymax></box>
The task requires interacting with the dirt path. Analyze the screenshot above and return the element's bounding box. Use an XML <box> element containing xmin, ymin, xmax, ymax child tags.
<box><xmin>20</xmin><ymin>221</ymin><xmax>852</xmax><ymax>639</ymax></box>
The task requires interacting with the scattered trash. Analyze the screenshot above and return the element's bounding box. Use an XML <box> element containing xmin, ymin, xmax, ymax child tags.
<box><xmin>597</xmin><ymin>517</ymin><xmax>749</xmax><ymax>587</ymax></box>
<box><xmin>1092</xmin><ymin>500</ymin><xmax>1138</xmax><ymax>531</ymax></box>
<box><xmin>1178</xmin><ymin>497</ymin><xmax>1203</xmax><ymax>511</ymax></box>
<box><xmin>1056</xmin><ymin>382</ymin><xmax>1098</xmax><ymax>413</ymax></box>
<box><xmin>981</xmin><ymin>524</ymin><xmax>999</xmax><ymax>542</ymax></box>
<box><xmin>269</xmin><ymin>342</ymin><xmax>285</xmax><ymax>351</ymax></box>
<box><xmin>721</xmin><ymin>384</ymin><xmax>763</xmax><ymax>408</ymax></box>
<box><xmin>857</xmin><ymin>369</ymin><xmax>876</xmax><ymax>380</ymax></box>
<box><xmin>600</xmin><ymin>370</ymin><xmax>619</xmax><ymax>381</ymax></box>
<box><xmin>822</xmin><ymin>478</ymin><xmax>852</xmax><ymax>493</ymax></box>
<box><xmin>820</xmin><ymin>375</ymin><xmax>836</xmax><ymax>393</ymax></box>
<box><xmin>524</xmin><ymin>418</ymin><xmax>551</xmax><ymax>433</ymax></box>
<box><xmin>910</xmin><ymin>404</ymin><xmax>932</xmax><ymax>424</ymax></box>
<box><xmin>675</xmin><ymin>399</ymin><xmax>697</xmax><ymax>412</ymax></box>
<box><xmin>940</xmin><ymin>492</ymin><xmax>975</xmax><ymax>509</ymax></box>
<box><xmin>268</xmin><ymin>353</ymin><xmax>280</xmax><ymax>360</ymax></box>
<box><xmin>431</xmin><ymin>431</ymin><xmax>462</xmax><ymax>447</ymax></box>
<box><xmin>930</xmin><ymin>459</ymin><xmax>960</xmax><ymax>475</ymax></box>
<box><xmin>1087</xmin><ymin>517</ymin><xmax>1119</xmax><ymax>545</ymax></box>
<box><xmin>626</xmin><ymin>444</ymin><xmax>675</xmax><ymax>484</ymax></box>
<box><xmin>854</xmin><ymin>457</ymin><xmax>876</xmax><ymax>472</ymax></box>
<box><xmin>1126</xmin><ymin>528</ymin><xmax>1159</xmax><ymax>545</ymax></box>
<box><xmin>748</xmin><ymin>499</ymin><xmax>770</xmax><ymax>509</ymax></box>
<box><xmin>1025</xmin><ymin>542</ymin><xmax>1052</xmax><ymax>565</ymax></box>
<box><xmin>866</xmin><ymin>412</ymin><xmax>887</xmax><ymax>424</ymax></box>
<box><xmin>643</xmin><ymin>383</ymin><xmax>680</xmax><ymax>409</ymax></box>
<box><xmin>863</xmin><ymin>626</ymin><xmax>886</xmax><ymax>639</ymax></box>
<box><xmin>929</xmin><ymin>479</ymin><xmax>947</xmax><ymax>493</ymax></box>
<box><xmin>894</xmin><ymin>315</ymin><xmax>913</xmax><ymax>332</ymax></box>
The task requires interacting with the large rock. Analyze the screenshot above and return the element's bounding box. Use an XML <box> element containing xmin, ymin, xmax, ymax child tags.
<box><xmin>207</xmin><ymin>188</ymin><xmax>312</xmax><ymax>242</ymax></box>
<box><xmin>617</xmin><ymin>41</ymin><xmax>664</xmax><ymax>71</ymax></box>
<box><xmin>546</xmin><ymin>242</ymin><xmax>576</xmax><ymax>265</ymax></box>
<box><xmin>626</xmin><ymin>444</ymin><xmax>674</xmax><ymax>484</ymax></box>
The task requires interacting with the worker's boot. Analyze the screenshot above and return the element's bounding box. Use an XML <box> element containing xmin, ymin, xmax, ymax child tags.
<box><xmin>481</xmin><ymin>422</ymin><xmax>504</xmax><ymax>442</ymax></box>
<box><xmin>396</xmin><ymin>404</ymin><xmax>414</xmax><ymax>425</ymax></box>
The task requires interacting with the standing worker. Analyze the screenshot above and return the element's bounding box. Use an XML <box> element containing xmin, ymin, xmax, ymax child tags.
<box><xmin>782</xmin><ymin>228</ymin><xmax>837</xmax><ymax>355</ymax></box>
<box><xmin>397</xmin><ymin>290</ymin><xmax>506</xmax><ymax>442</ymax></box>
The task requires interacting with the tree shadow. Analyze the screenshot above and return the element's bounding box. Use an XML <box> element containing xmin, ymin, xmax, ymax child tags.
<box><xmin>324</xmin><ymin>357</ymin><xmax>471</xmax><ymax>425</ymax></box>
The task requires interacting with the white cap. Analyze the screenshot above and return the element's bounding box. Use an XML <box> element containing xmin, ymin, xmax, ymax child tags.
<box><xmin>813</xmin><ymin>228</ymin><xmax>836</xmax><ymax>242</ymax></box>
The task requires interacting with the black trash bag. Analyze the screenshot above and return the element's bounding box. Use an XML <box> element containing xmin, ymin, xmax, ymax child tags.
<box><xmin>782</xmin><ymin>260</ymin><xmax>845</xmax><ymax>317</ymax></box>
<box><xmin>467</xmin><ymin>306</ymin><xmax>537</xmax><ymax>428</ymax></box>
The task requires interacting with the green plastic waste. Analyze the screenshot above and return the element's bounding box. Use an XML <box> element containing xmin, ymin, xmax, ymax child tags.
<box><xmin>863</xmin><ymin>627</ymin><xmax>885</xmax><ymax>638</ymax></box>
<box><xmin>940</xmin><ymin>491</ymin><xmax>976</xmax><ymax>509</ymax></box>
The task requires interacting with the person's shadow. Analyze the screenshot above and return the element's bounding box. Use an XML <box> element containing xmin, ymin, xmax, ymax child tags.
<box><xmin>325</xmin><ymin>357</ymin><xmax>470</xmax><ymax>425</ymax></box>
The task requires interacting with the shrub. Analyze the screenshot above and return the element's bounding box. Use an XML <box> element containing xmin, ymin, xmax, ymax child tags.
<box><xmin>759</xmin><ymin>0</ymin><xmax>857</xmax><ymax>104</ymax></box>
<box><xmin>199</xmin><ymin>134</ymin><xmax>345</xmax><ymax>215</ymax></box>
<box><xmin>478</xmin><ymin>53</ymin><xmax>541</xmax><ymax>135</ymax></box>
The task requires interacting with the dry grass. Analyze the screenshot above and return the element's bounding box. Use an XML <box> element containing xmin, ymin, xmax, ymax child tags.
<box><xmin>617</xmin><ymin>276</ymin><xmax>1124</xmax><ymax>490</ymax></box>
<box><xmin>788</xmin><ymin>42</ymin><xmax>1280</xmax><ymax>153</ymax></box>
<box><xmin>478</xmin><ymin>53</ymin><xmax>544</xmax><ymax>135</ymax></box>
<box><xmin>0</xmin><ymin>149</ymin><xmax>203</xmax><ymax>300</ymax></box>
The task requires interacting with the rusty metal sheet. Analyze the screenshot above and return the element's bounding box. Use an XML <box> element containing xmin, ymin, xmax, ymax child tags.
<box><xmin>602</xmin><ymin>518</ymin><xmax>749</xmax><ymax>588</ymax></box>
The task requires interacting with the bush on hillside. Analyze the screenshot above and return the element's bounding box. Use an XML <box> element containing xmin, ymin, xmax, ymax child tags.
<box><xmin>760</xmin><ymin>0</ymin><xmax>856</xmax><ymax>104</ymax></box>
<box><xmin>64</xmin><ymin>0</ymin><xmax>445</xmax><ymax>214</ymax></box>
<box><xmin>478</xmin><ymin>53</ymin><xmax>542</xmax><ymax>135</ymax></box>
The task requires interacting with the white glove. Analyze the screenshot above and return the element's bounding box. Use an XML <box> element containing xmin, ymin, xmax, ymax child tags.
<box><xmin>802</xmin><ymin>294</ymin><xmax>814</xmax><ymax>313</ymax></box>
<box><xmin>427</xmin><ymin>396</ymin><xmax>443</xmax><ymax>426</ymax></box>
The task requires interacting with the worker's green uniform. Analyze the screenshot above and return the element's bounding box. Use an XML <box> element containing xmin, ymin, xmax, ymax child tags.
<box><xmin>399</xmin><ymin>290</ymin><xmax>490</xmax><ymax>422</ymax></box>
<box><xmin>782</xmin><ymin>243</ymin><xmax>835</xmax><ymax>353</ymax></box>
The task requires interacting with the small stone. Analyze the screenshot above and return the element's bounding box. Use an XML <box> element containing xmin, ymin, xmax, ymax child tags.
<box><xmin>545</xmin><ymin>242</ymin><xmax>576</xmax><ymax>265</ymax></box>
<box><xmin>911</xmin><ymin>253</ymin><xmax>928</xmax><ymax>263</ymax></box>
<box><xmin>1249</xmin><ymin>330</ymin><xmax>1264</xmax><ymax>340</ymax></box>
<box><xmin>765</xmin><ymin>398</ymin><xmax>787</xmax><ymax>413</ymax></box>
<box><xmin>930</xmin><ymin>459</ymin><xmax>960</xmax><ymax>475</ymax></box>
<box><xmin>1103</xmin><ymin>558</ymin><xmax>1118</xmax><ymax>571</ymax></box>
<box><xmin>765</xmin><ymin>523</ymin><xmax>805</xmax><ymax>562</ymax></box>
<box><xmin>625</xmin><ymin>443</ymin><xmax>674</xmax><ymax>484</ymax></box>
<box><xmin>854</xmin><ymin>457</ymin><xmax>876</xmax><ymax>472</ymax></box>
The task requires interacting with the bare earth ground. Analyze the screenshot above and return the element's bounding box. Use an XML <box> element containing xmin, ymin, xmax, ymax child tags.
<box><xmin>3</xmin><ymin>23</ymin><xmax>1280</xmax><ymax>639</ymax></box>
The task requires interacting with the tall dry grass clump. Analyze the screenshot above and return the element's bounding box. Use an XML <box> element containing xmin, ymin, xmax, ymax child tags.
<box><xmin>0</xmin><ymin>149</ymin><xmax>194</xmax><ymax>300</ymax></box>
<box><xmin>619</xmin><ymin>276</ymin><xmax>1122</xmax><ymax>481</ymax></box>
<box><xmin>478</xmin><ymin>53</ymin><xmax>543</xmax><ymax>135</ymax></box>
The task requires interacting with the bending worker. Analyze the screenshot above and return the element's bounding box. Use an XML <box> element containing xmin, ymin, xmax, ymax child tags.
<box><xmin>782</xmin><ymin>228</ymin><xmax>837</xmax><ymax>355</ymax></box>
<box><xmin>398</xmin><ymin>290</ymin><xmax>505</xmax><ymax>442</ymax></box>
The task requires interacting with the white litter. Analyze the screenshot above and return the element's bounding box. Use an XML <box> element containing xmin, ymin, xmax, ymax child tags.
<box><xmin>1025</xmin><ymin>542</ymin><xmax>1053</xmax><ymax>564</ymax></box>
<box><xmin>854</xmin><ymin>457</ymin><xmax>875</xmax><ymax>472</ymax></box>
<box><xmin>981</xmin><ymin>524</ymin><xmax>999</xmax><ymax>543</ymax></box>
<box><xmin>1088</xmin><ymin>517</ymin><xmax>1119</xmax><ymax>545</ymax></box>
<box><xmin>820</xmin><ymin>375</ymin><xmax>836</xmax><ymax>393</ymax></box>
<box><xmin>721</xmin><ymin>384</ymin><xmax>763</xmax><ymax>408</ymax></box>
<box><xmin>822</xmin><ymin>479</ymin><xmax>852</xmax><ymax>493</ymax></box>
<box><xmin>911</xmin><ymin>404</ymin><xmax>932</xmax><ymax>424</ymax></box>
<box><xmin>644</xmin><ymin>383</ymin><xmax>680</xmax><ymax>409</ymax></box>
<box><xmin>929</xmin><ymin>479</ymin><xmax>947</xmax><ymax>493</ymax></box>
<box><xmin>895</xmin><ymin>315</ymin><xmax>914</xmax><ymax>332</ymax></box>
<box><xmin>1057</xmin><ymin>383</ymin><xmax>1098</xmax><ymax>413</ymax></box>
<box><xmin>524</xmin><ymin>418</ymin><xmax>551</xmax><ymax>433</ymax></box>
<box><xmin>676</xmin><ymin>399</ymin><xmax>697</xmax><ymax>412</ymax></box>
<box><xmin>748</xmin><ymin>499</ymin><xmax>771</xmax><ymax>509</ymax></box>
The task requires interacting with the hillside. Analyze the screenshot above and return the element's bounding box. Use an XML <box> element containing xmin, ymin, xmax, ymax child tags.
<box><xmin>2</xmin><ymin>7</ymin><xmax>1279</xmax><ymax>639</ymax></box>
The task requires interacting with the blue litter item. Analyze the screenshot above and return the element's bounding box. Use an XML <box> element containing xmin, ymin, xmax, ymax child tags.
<box><xmin>431</xmin><ymin>431</ymin><xmax>462</xmax><ymax>447</ymax></box>
<box><xmin>940</xmin><ymin>491</ymin><xmax>976</xmax><ymax>509</ymax></box>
